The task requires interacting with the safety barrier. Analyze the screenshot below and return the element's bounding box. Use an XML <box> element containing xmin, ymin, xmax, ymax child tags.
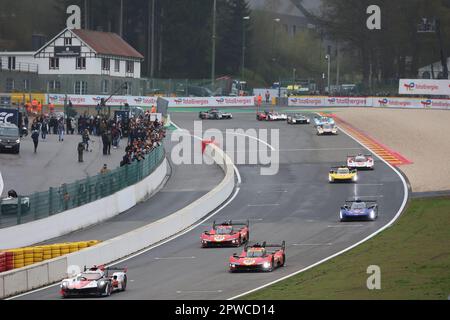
<box><xmin>0</xmin><ymin>241</ymin><xmax>100</xmax><ymax>272</ymax></box>
<box><xmin>0</xmin><ymin>145</ymin><xmax>165</xmax><ymax>229</ymax></box>
<box><xmin>0</xmin><ymin>141</ymin><xmax>235</xmax><ymax>298</ymax></box>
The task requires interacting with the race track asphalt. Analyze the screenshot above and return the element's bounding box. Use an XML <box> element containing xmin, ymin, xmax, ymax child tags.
<box><xmin>15</xmin><ymin>110</ymin><xmax>406</xmax><ymax>300</ymax></box>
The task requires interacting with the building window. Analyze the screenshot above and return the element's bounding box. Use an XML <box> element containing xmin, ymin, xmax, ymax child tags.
<box><xmin>283</xmin><ymin>24</ymin><xmax>288</xmax><ymax>33</ymax></box>
<box><xmin>292</xmin><ymin>25</ymin><xmax>297</xmax><ymax>35</ymax></box>
<box><xmin>115</xmin><ymin>59</ymin><xmax>120</xmax><ymax>72</ymax></box>
<box><xmin>126</xmin><ymin>61</ymin><xmax>134</xmax><ymax>74</ymax></box>
<box><xmin>124</xmin><ymin>82</ymin><xmax>132</xmax><ymax>95</ymax></box>
<box><xmin>8</xmin><ymin>56</ymin><xmax>16</xmax><ymax>70</ymax></box>
<box><xmin>102</xmin><ymin>58</ymin><xmax>110</xmax><ymax>71</ymax></box>
<box><xmin>101</xmin><ymin>80</ymin><xmax>109</xmax><ymax>94</ymax></box>
<box><xmin>64</xmin><ymin>37</ymin><xmax>72</xmax><ymax>45</ymax></box>
<box><xmin>47</xmin><ymin>80</ymin><xmax>61</xmax><ymax>93</ymax></box>
<box><xmin>23</xmin><ymin>79</ymin><xmax>30</xmax><ymax>91</ymax></box>
<box><xmin>49</xmin><ymin>57</ymin><xmax>59</xmax><ymax>70</ymax></box>
<box><xmin>6</xmin><ymin>78</ymin><xmax>15</xmax><ymax>92</ymax></box>
<box><xmin>74</xmin><ymin>81</ymin><xmax>88</xmax><ymax>95</ymax></box>
<box><xmin>76</xmin><ymin>57</ymin><xmax>86</xmax><ymax>69</ymax></box>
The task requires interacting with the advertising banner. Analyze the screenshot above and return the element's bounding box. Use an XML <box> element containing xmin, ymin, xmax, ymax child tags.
<box><xmin>46</xmin><ymin>94</ymin><xmax>256</xmax><ymax>108</ymax></box>
<box><xmin>399</xmin><ymin>79</ymin><xmax>450</xmax><ymax>96</ymax></box>
<box><xmin>373</xmin><ymin>97</ymin><xmax>450</xmax><ymax>110</ymax></box>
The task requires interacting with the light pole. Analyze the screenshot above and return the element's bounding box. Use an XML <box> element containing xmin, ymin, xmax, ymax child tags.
<box><xmin>241</xmin><ymin>16</ymin><xmax>250</xmax><ymax>81</ymax></box>
<box><xmin>271</xmin><ymin>18</ymin><xmax>280</xmax><ymax>85</ymax></box>
<box><xmin>211</xmin><ymin>0</ymin><xmax>217</xmax><ymax>91</ymax></box>
<box><xmin>325</xmin><ymin>54</ymin><xmax>331</xmax><ymax>94</ymax></box>
<box><xmin>292</xmin><ymin>68</ymin><xmax>296</xmax><ymax>88</ymax></box>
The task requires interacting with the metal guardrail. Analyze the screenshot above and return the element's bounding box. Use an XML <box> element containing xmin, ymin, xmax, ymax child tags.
<box><xmin>0</xmin><ymin>145</ymin><xmax>165</xmax><ymax>228</ymax></box>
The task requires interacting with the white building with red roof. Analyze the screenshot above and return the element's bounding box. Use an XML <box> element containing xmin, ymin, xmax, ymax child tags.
<box><xmin>0</xmin><ymin>28</ymin><xmax>144</xmax><ymax>95</ymax></box>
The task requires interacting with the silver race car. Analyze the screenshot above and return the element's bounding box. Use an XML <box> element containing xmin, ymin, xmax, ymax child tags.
<box><xmin>287</xmin><ymin>114</ymin><xmax>310</xmax><ymax>124</ymax></box>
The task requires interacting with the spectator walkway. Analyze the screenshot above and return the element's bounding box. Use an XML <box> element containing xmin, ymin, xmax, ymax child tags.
<box><xmin>0</xmin><ymin>133</ymin><xmax>125</xmax><ymax>197</ymax></box>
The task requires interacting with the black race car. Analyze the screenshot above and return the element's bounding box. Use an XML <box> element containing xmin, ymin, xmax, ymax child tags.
<box><xmin>199</xmin><ymin>109</ymin><xmax>233</xmax><ymax>120</ymax></box>
<box><xmin>287</xmin><ymin>114</ymin><xmax>310</xmax><ymax>124</ymax></box>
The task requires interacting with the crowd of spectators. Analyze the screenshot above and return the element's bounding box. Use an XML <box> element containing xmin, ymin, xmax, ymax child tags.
<box><xmin>120</xmin><ymin>111</ymin><xmax>166</xmax><ymax>167</ymax></box>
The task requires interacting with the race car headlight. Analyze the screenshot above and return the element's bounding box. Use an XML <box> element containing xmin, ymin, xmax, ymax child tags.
<box><xmin>263</xmin><ymin>262</ymin><xmax>271</xmax><ymax>269</ymax></box>
<box><xmin>369</xmin><ymin>210</ymin><xmax>376</xmax><ymax>219</ymax></box>
<box><xmin>16</xmin><ymin>139</ymin><xmax>20</xmax><ymax>143</ymax></box>
<box><xmin>61</xmin><ymin>281</ymin><xmax>69</xmax><ymax>288</ymax></box>
<box><xmin>328</xmin><ymin>176</ymin><xmax>332</xmax><ymax>182</ymax></box>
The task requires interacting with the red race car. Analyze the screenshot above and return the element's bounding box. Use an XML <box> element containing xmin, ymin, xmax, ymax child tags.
<box><xmin>201</xmin><ymin>220</ymin><xmax>249</xmax><ymax>248</ymax></box>
<box><xmin>229</xmin><ymin>241</ymin><xmax>286</xmax><ymax>272</ymax></box>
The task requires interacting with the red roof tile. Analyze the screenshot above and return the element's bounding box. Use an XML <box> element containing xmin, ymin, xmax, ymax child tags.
<box><xmin>72</xmin><ymin>29</ymin><xmax>144</xmax><ymax>59</ymax></box>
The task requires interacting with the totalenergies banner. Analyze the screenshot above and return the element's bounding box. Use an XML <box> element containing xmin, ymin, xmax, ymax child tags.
<box><xmin>399</xmin><ymin>79</ymin><xmax>450</xmax><ymax>96</ymax></box>
<box><xmin>46</xmin><ymin>94</ymin><xmax>255</xmax><ymax>108</ymax></box>
<box><xmin>288</xmin><ymin>96</ymin><xmax>450</xmax><ymax>110</ymax></box>
<box><xmin>288</xmin><ymin>96</ymin><xmax>369</xmax><ymax>107</ymax></box>
<box><xmin>373</xmin><ymin>97</ymin><xmax>450</xmax><ymax>109</ymax></box>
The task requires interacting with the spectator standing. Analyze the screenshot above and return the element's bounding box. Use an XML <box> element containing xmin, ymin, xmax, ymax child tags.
<box><xmin>57</xmin><ymin>118</ymin><xmax>65</xmax><ymax>142</ymax></box>
<box><xmin>70</xmin><ymin>117</ymin><xmax>76</xmax><ymax>134</ymax></box>
<box><xmin>101</xmin><ymin>131</ymin><xmax>108</xmax><ymax>155</ymax></box>
<box><xmin>31</xmin><ymin>130</ymin><xmax>39</xmax><ymax>153</ymax></box>
<box><xmin>106</xmin><ymin>130</ymin><xmax>112</xmax><ymax>155</ymax></box>
<box><xmin>82</xmin><ymin>129</ymin><xmax>90</xmax><ymax>151</ymax></box>
<box><xmin>41</xmin><ymin>118</ymin><xmax>48</xmax><ymax>140</ymax></box>
<box><xmin>77</xmin><ymin>142</ymin><xmax>84</xmax><ymax>162</ymax></box>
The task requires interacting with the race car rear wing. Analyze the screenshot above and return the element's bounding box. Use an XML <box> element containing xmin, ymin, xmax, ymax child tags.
<box><xmin>213</xmin><ymin>220</ymin><xmax>249</xmax><ymax>229</ymax></box>
<box><xmin>329</xmin><ymin>166</ymin><xmax>356</xmax><ymax>172</ymax></box>
<box><xmin>347</xmin><ymin>154</ymin><xmax>373</xmax><ymax>158</ymax></box>
<box><xmin>244</xmin><ymin>241</ymin><xmax>286</xmax><ymax>252</ymax></box>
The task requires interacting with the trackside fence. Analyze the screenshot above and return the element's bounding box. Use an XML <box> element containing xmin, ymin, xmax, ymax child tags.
<box><xmin>0</xmin><ymin>145</ymin><xmax>164</xmax><ymax>228</ymax></box>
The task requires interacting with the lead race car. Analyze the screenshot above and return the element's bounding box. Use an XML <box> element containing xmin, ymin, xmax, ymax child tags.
<box><xmin>229</xmin><ymin>241</ymin><xmax>286</xmax><ymax>272</ymax></box>
<box><xmin>199</xmin><ymin>108</ymin><xmax>233</xmax><ymax>120</ymax></box>
<box><xmin>340</xmin><ymin>199</ymin><xmax>379</xmax><ymax>221</ymax></box>
<box><xmin>60</xmin><ymin>265</ymin><xmax>127</xmax><ymax>298</ymax></box>
<box><xmin>256</xmin><ymin>110</ymin><xmax>288</xmax><ymax>121</ymax></box>
<box><xmin>201</xmin><ymin>220</ymin><xmax>249</xmax><ymax>247</ymax></box>
<box><xmin>317</xmin><ymin>123</ymin><xmax>338</xmax><ymax>135</ymax></box>
<box><xmin>287</xmin><ymin>113</ymin><xmax>310</xmax><ymax>125</ymax></box>
<box><xmin>329</xmin><ymin>166</ymin><xmax>358</xmax><ymax>183</ymax></box>
<box><xmin>347</xmin><ymin>153</ymin><xmax>375</xmax><ymax>170</ymax></box>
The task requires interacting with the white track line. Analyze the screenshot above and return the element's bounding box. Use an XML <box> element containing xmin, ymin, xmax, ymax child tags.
<box><xmin>228</xmin><ymin>114</ymin><xmax>409</xmax><ymax>300</ymax></box>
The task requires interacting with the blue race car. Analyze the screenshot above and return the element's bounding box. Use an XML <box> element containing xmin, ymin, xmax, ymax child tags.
<box><xmin>313</xmin><ymin>116</ymin><xmax>335</xmax><ymax>127</ymax></box>
<box><xmin>340</xmin><ymin>199</ymin><xmax>378</xmax><ymax>221</ymax></box>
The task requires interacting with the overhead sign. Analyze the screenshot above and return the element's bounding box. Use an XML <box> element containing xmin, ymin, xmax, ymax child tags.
<box><xmin>55</xmin><ymin>46</ymin><xmax>81</xmax><ymax>57</ymax></box>
<box><xmin>399</xmin><ymin>79</ymin><xmax>450</xmax><ymax>96</ymax></box>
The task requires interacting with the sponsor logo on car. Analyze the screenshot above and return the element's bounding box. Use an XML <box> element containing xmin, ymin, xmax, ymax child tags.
<box><xmin>243</xmin><ymin>259</ymin><xmax>256</xmax><ymax>266</ymax></box>
<box><xmin>214</xmin><ymin>235</ymin><xmax>226</xmax><ymax>242</ymax></box>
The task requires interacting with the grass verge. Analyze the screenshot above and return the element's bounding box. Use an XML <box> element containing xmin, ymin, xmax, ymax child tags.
<box><xmin>241</xmin><ymin>197</ymin><xmax>450</xmax><ymax>300</ymax></box>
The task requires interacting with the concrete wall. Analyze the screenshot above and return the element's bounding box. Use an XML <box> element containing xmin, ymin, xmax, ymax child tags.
<box><xmin>0</xmin><ymin>143</ymin><xmax>235</xmax><ymax>299</ymax></box>
<box><xmin>0</xmin><ymin>158</ymin><xmax>168</xmax><ymax>250</ymax></box>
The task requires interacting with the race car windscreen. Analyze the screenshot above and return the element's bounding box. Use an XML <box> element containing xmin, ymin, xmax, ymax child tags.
<box><xmin>337</xmin><ymin>168</ymin><xmax>350</xmax><ymax>174</ymax></box>
<box><xmin>215</xmin><ymin>226</ymin><xmax>233</xmax><ymax>234</ymax></box>
<box><xmin>78</xmin><ymin>273</ymin><xmax>103</xmax><ymax>281</ymax></box>
<box><xmin>246</xmin><ymin>249</ymin><xmax>265</xmax><ymax>257</ymax></box>
<box><xmin>351</xmin><ymin>202</ymin><xmax>367</xmax><ymax>210</ymax></box>
<box><xmin>355</xmin><ymin>156</ymin><xmax>367</xmax><ymax>161</ymax></box>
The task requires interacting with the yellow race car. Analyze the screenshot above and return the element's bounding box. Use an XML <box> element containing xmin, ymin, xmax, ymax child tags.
<box><xmin>329</xmin><ymin>166</ymin><xmax>358</xmax><ymax>183</ymax></box>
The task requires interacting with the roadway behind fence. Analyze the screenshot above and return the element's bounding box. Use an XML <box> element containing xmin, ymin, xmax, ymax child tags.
<box><xmin>0</xmin><ymin>145</ymin><xmax>165</xmax><ymax>229</ymax></box>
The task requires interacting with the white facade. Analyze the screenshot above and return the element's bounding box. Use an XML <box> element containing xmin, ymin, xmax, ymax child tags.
<box><xmin>0</xmin><ymin>28</ymin><xmax>142</xmax><ymax>79</ymax></box>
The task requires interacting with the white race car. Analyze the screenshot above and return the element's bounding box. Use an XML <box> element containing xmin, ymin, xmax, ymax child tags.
<box><xmin>347</xmin><ymin>154</ymin><xmax>375</xmax><ymax>170</ymax></box>
<box><xmin>60</xmin><ymin>265</ymin><xmax>127</xmax><ymax>298</ymax></box>
<box><xmin>317</xmin><ymin>123</ymin><xmax>338</xmax><ymax>135</ymax></box>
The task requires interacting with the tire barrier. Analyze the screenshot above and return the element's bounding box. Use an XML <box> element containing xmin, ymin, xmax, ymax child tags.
<box><xmin>0</xmin><ymin>241</ymin><xmax>100</xmax><ymax>273</ymax></box>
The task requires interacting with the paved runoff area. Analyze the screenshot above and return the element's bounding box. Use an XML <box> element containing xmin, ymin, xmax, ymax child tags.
<box><xmin>333</xmin><ymin>107</ymin><xmax>450</xmax><ymax>193</ymax></box>
<box><xmin>0</xmin><ymin>133</ymin><xmax>125</xmax><ymax>197</ymax></box>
